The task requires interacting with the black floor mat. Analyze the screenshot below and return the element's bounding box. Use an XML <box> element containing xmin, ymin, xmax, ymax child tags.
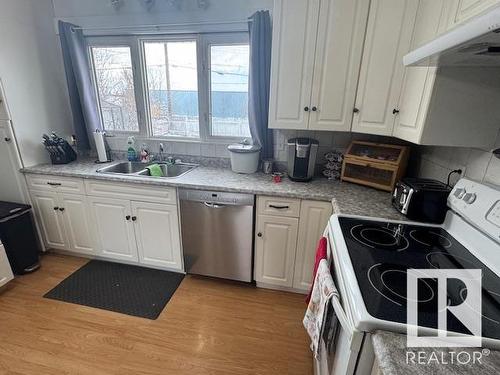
<box><xmin>44</xmin><ymin>260</ymin><xmax>184</xmax><ymax>319</ymax></box>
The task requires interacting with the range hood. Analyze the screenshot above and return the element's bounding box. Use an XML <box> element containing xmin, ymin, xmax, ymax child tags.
<box><xmin>404</xmin><ymin>6</ymin><xmax>500</xmax><ymax>66</ymax></box>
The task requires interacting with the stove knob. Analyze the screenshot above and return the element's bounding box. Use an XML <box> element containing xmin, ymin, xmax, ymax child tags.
<box><xmin>454</xmin><ymin>187</ymin><xmax>466</xmax><ymax>199</ymax></box>
<box><xmin>464</xmin><ymin>192</ymin><xmax>477</xmax><ymax>204</ymax></box>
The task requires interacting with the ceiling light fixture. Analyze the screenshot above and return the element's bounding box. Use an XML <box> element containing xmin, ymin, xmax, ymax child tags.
<box><xmin>139</xmin><ymin>0</ymin><xmax>156</xmax><ymax>11</ymax></box>
<box><xmin>110</xmin><ymin>0</ymin><xmax>124</xmax><ymax>11</ymax></box>
<box><xmin>197</xmin><ymin>0</ymin><xmax>209</xmax><ymax>10</ymax></box>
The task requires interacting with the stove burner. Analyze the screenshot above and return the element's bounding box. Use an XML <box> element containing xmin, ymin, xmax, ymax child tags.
<box><xmin>426</xmin><ymin>252</ymin><xmax>478</xmax><ymax>270</ymax></box>
<box><xmin>368</xmin><ymin>264</ymin><xmax>435</xmax><ymax>306</ymax></box>
<box><xmin>350</xmin><ymin>224</ymin><xmax>409</xmax><ymax>251</ymax></box>
<box><xmin>460</xmin><ymin>288</ymin><xmax>500</xmax><ymax>324</ymax></box>
<box><xmin>360</xmin><ymin>228</ymin><xmax>399</xmax><ymax>246</ymax></box>
<box><xmin>410</xmin><ymin>229</ymin><xmax>452</xmax><ymax>248</ymax></box>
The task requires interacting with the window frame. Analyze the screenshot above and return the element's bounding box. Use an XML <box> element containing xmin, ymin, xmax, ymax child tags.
<box><xmin>87</xmin><ymin>36</ymin><xmax>147</xmax><ymax>136</ymax></box>
<box><xmin>202</xmin><ymin>32</ymin><xmax>250</xmax><ymax>141</ymax></box>
<box><xmin>139</xmin><ymin>34</ymin><xmax>202</xmax><ymax>140</ymax></box>
<box><xmin>87</xmin><ymin>32</ymin><xmax>250</xmax><ymax>143</ymax></box>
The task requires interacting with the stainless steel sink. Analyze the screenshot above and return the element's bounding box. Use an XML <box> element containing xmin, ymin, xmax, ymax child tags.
<box><xmin>96</xmin><ymin>162</ymin><xmax>149</xmax><ymax>174</ymax></box>
<box><xmin>137</xmin><ymin>162</ymin><xmax>198</xmax><ymax>178</ymax></box>
<box><xmin>96</xmin><ymin>161</ymin><xmax>198</xmax><ymax>178</ymax></box>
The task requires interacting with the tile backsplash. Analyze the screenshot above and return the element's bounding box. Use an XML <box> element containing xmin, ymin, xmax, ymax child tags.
<box><xmin>105</xmin><ymin>130</ymin><xmax>400</xmax><ymax>170</ymax></box>
<box><xmin>271</xmin><ymin>130</ymin><xmax>399</xmax><ymax>164</ymax></box>
<box><xmin>414</xmin><ymin>129</ymin><xmax>500</xmax><ymax>187</ymax></box>
<box><xmin>104</xmin><ymin>129</ymin><xmax>500</xmax><ymax>188</ymax></box>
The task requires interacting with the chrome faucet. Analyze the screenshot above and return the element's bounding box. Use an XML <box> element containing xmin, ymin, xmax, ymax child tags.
<box><xmin>159</xmin><ymin>143</ymin><xmax>165</xmax><ymax>162</ymax></box>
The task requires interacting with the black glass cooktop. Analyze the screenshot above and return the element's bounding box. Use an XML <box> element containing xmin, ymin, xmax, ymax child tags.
<box><xmin>339</xmin><ymin>217</ymin><xmax>500</xmax><ymax>339</ymax></box>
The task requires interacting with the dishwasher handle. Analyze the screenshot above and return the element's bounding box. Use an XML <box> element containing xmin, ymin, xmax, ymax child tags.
<box><xmin>203</xmin><ymin>202</ymin><xmax>226</xmax><ymax>209</ymax></box>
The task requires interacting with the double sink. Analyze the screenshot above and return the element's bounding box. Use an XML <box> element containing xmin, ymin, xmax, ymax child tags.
<box><xmin>96</xmin><ymin>161</ymin><xmax>198</xmax><ymax>178</ymax></box>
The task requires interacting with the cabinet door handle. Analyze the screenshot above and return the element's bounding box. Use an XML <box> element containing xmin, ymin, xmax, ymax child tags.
<box><xmin>257</xmin><ymin>232</ymin><xmax>262</xmax><ymax>237</ymax></box>
<box><xmin>311</xmin><ymin>106</ymin><xmax>317</xmax><ymax>112</ymax></box>
<box><xmin>132</xmin><ymin>216</ymin><xmax>137</xmax><ymax>221</ymax></box>
<box><xmin>59</xmin><ymin>207</ymin><xmax>65</xmax><ymax>212</ymax></box>
<box><xmin>4</xmin><ymin>137</ymin><xmax>11</xmax><ymax>142</ymax></box>
<box><xmin>392</xmin><ymin>109</ymin><xmax>400</xmax><ymax>114</ymax></box>
<box><xmin>125</xmin><ymin>215</ymin><xmax>131</xmax><ymax>221</ymax></box>
<box><xmin>304</xmin><ymin>106</ymin><xmax>309</xmax><ymax>112</ymax></box>
<box><xmin>47</xmin><ymin>182</ymin><xmax>62</xmax><ymax>186</ymax></box>
<box><xmin>269</xmin><ymin>204</ymin><xmax>289</xmax><ymax>210</ymax></box>
<box><xmin>353</xmin><ymin>107</ymin><xmax>360</xmax><ymax>113</ymax></box>
<box><xmin>53</xmin><ymin>206</ymin><xmax>59</xmax><ymax>211</ymax></box>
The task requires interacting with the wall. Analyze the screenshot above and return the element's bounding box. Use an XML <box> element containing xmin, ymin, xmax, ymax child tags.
<box><xmin>415</xmin><ymin>128</ymin><xmax>500</xmax><ymax>186</ymax></box>
<box><xmin>52</xmin><ymin>0</ymin><xmax>273</xmax><ymax>31</ymax></box>
<box><xmin>0</xmin><ymin>0</ymin><xmax>73</xmax><ymax>167</ymax></box>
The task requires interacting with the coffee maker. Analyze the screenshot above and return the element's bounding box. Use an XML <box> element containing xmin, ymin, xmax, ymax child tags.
<box><xmin>287</xmin><ymin>138</ymin><xmax>319</xmax><ymax>182</ymax></box>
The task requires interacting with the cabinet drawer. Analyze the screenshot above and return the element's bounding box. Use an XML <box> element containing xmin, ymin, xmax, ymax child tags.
<box><xmin>26</xmin><ymin>174</ymin><xmax>85</xmax><ymax>194</ymax></box>
<box><xmin>257</xmin><ymin>196</ymin><xmax>301</xmax><ymax>217</ymax></box>
<box><xmin>85</xmin><ymin>180</ymin><xmax>177</xmax><ymax>205</ymax></box>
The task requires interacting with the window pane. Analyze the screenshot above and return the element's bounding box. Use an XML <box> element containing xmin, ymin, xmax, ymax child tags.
<box><xmin>91</xmin><ymin>46</ymin><xmax>139</xmax><ymax>132</ymax></box>
<box><xmin>210</xmin><ymin>44</ymin><xmax>250</xmax><ymax>138</ymax></box>
<box><xmin>144</xmin><ymin>41</ymin><xmax>199</xmax><ymax>138</ymax></box>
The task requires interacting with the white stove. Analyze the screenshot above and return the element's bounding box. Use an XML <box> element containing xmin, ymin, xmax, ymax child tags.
<box><xmin>318</xmin><ymin>179</ymin><xmax>500</xmax><ymax>375</ymax></box>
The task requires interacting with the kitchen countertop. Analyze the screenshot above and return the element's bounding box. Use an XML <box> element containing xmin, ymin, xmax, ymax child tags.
<box><xmin>21</xmin><ymin>158</ymin><xmax>405</xmax><ymax>220</ymax></box>
<box><xmin>372</xmin><ymin>330</ymin><xmax>500</xmax><ymax>374</ymax></box>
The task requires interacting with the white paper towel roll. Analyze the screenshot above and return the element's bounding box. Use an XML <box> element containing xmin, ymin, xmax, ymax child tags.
<box><xmin>94</xmin><ymin>132</ymin><xmax>108</xmax><ymax>162</ymax></box>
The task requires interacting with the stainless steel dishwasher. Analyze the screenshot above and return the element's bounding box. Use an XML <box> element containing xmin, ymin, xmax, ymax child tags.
<box><xmin>179</xmin><ymin>189</ymin><xmax>254</xmax><ymax>282</ymax></box>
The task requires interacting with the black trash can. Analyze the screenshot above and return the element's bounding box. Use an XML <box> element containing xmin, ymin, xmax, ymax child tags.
<box><xmin>0</xmin><ymin>201</ymin><xmax>41</xmax><ymax>274</ymax></box>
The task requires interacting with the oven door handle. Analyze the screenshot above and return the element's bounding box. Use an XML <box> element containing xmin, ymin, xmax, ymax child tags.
<box><xmin>330</xmin><ymin>293</ymin><xmax>354</xmax><ymax>334</ymax></box>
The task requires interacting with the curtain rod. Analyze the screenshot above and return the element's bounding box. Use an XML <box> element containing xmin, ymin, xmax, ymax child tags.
<box><xmin>71</xmin><ymin>19</ymin><xmax>252</xmax><ymax>32</ymax></box>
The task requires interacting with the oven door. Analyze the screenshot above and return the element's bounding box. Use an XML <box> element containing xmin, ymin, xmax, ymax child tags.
<box><xmin>313</xmin><ymin>228</ymin><xmax>365</xmax><ymax>375</ymax></box>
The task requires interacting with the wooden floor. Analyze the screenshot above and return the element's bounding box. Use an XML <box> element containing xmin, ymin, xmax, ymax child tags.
<box><xmin>0</xmin><ymin>253</ymin><xmax>312</xmax><ymax>375</ymax></box>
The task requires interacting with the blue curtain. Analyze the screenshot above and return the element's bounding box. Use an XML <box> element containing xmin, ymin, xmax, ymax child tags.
<box><xmin>59</xmin><ymin>21</ymin><xmax>101</xmax><ymax>151</ymax></box>
<box><xmin>248</xmin><ymin>11</ymin><xmax>273</xmax><ymax>160</ymax></box>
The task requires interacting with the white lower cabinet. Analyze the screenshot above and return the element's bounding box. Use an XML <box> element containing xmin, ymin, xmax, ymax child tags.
<box><xmin>255</xmin><ymin>215</ymin><xmax>299</xmax><ymax>287</ymax></box>
<box><xmin>27</xmin><ymin>175</ymin><xmax>183</xmax><ymax>272</ymax></box>
<box><xmin>31</xmin><ymin>190</ymin><xmax>96</xmax><ymax>254</ymax></box>
<box><xmin>0</xmin><ymin>243</ymin><xmax>14</xmax><ymax>287</ymax></box>
<box><xmin>131</xmin><ymin>201</ymin><xmax>182</xmax><ymax>271</ymax></box>
<box><xmin>254</xmin><ymin>196</ymin><xmax>333</xmax><ymax>292</ymax></box>
<box><xmin>89</xmin><ymin>197</ymin><xmax>183</xmax><ymax>270</ymax></box>
<box><xmin>30</xmin><ymin>190</ymin><xmax>68</xmax><ymax>250</ymax></box>
<box><xmin>293</xmin><ymin>200</ymin><xmax>333</xmax><ymax>291</ymax></box>
<box><xmin>60</xmin><ymin>194</ymin><xmax>95</xmax><ymax>255</ymax></box>
<box><xmin>88</xmin><ymin>197</ymin><xmax>137</xmax><ymax>262</ymax></box>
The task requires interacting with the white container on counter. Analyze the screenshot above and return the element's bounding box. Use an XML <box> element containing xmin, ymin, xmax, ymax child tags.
<box><xmin>228</xmin><ymin>143</ymin><xmax>261</xmax><ymax>174</ymax></box>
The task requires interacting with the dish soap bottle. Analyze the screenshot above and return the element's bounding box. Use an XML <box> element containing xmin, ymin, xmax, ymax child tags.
<box><xmin>126</xmin><ymin>136</ymin><xmax>137</xmax><ymax>161</ymax></box>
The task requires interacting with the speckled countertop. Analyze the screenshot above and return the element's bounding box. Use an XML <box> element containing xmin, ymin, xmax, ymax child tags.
<box><xmin>21</xmin><ymin>158</ymin><xmax>405</xmax><ymax>220</ymax></box>
<box><xmin>372</xmin><ymin>330</ymin><xmax>500</xmax><ymax>374</ymax></box>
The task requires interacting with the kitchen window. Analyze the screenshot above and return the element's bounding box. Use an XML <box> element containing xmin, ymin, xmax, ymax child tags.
<box><xmin>88</xmin><ymin>33</ymin><xmax>250</xmax><ymax>141</ymax></box>
<box><xmin>90</xmin><ymin>45</ymin><xmax>140</xmax><ymax>133</ymax></box>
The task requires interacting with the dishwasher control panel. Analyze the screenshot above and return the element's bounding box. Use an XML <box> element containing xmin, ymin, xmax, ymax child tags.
<box><xmin>178</xmin><ymin>189</ymin><xmax>254</xmax><ymax>206</ymax></box>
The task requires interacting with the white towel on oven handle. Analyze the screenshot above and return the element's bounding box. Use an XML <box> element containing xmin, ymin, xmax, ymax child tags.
<box><xmin>303</xmin><ymin>258</ymin><xmax>339</xmax><ymax>359</ymax></box>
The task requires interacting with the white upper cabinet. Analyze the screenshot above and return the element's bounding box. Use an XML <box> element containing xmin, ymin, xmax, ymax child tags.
<box><xmin>393</xmin><ymin>0</ymin><xmax>500</xmax><ymax>148</ymax></box>
<box><xmin>268</xmin><ymin>0</ymin><xmax>319</xmax><ymax>130</ymax></box>
<box><xmin>308</xmin><ymin>0</ymin><xmax>370</xmax><ymax>131</ymax></box>
<box><xmin>269</xmin><ymin>0</ymin><xmax>369</xmax><ymax>131</ymax></box>
<box><xmin>351</xmin><ymin>0</ymin><xmax>418</xmax><ymax>136</ymax></box>
<box><xmin>447</xmin><ymin>0</ymin><xmax>500</xmax><ymax>27</ymax></box>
